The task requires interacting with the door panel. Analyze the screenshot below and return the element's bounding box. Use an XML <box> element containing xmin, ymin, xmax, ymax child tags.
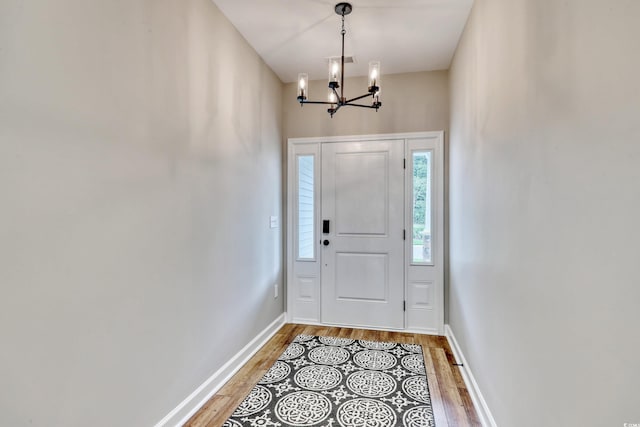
<box><xmin>321</xmin><ymin>140</ymin><xmax>404</xmax><ymax>330</ymax></box>
<box><xmin>335</xmin><ymin>152</ymin><xmax>388</xmax><ymax>235</ymax></box>
<box><xmin>335</xmin><ymin>252</ymin><xmax>388</xmax><ymax>301</ymax></box>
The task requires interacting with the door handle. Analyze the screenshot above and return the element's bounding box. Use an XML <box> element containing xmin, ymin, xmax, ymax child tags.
<box><xmin>323</xmin><ymin>239</ymin><xmax>330</xmax><ymax>246</ymax></box>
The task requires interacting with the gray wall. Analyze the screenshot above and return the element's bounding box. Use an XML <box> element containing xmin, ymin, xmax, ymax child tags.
<box><xmin>0</xmin><ymin>0</ymin><xmax>283</xmax><ymax>426</ymax></box>
<box><xmin>448</xmin><ymin>0</ymin><xmax>640</xmax><ymax>425</ymax></box>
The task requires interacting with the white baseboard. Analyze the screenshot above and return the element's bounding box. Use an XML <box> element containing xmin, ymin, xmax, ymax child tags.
<box><xmin>444</xmin><ymin>324</ymin><xmax>497</xmax><ymax>427</ymax></box>
<box><xmin>154</xmin><ymin>313</ymin><xmax>287</xmax><ymax>427</ymax></box>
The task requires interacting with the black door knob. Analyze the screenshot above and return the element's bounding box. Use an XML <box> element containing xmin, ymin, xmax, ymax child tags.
<box><xmin>323</xmin><ymin>239</ymin><xmax>330</xmax><ymax>246</ymax></box>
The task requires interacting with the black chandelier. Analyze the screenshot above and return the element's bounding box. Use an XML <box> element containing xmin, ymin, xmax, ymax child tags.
<box><xmin>296</xmin><ymin>2</ymin><xmax>381</xmax><ymax>118</ymax></box>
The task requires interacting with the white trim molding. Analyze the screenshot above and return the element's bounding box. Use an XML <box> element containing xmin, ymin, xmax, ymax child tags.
<box><xmin>287</xmin><ymin>131</ymin><xmax>445</xmax><ymax>334</ymax></box>
<box><xmin>445</xmin><ymin>324</ymin><xmax>498</xmax><ymax>427</ymax></box>
<box><xmin>154</xmin><ymin>313</ymin><xmax>287</xmax><ymax>427</ymax></box>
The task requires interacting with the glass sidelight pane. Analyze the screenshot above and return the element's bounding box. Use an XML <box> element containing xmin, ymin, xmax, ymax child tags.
<box><xmin>412</xmin><ymin>151</ymin><xmax>432</xmax><ymax>264</ymax></box>
<box><xmin>298</xmin><ymin>155</ymin><xmax>315</xmax><ymax>260</ymax></box>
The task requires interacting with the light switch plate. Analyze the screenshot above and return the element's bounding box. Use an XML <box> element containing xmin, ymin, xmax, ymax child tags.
<box><xmin>270</xmin><ymin>216</ymin><xmax>278</xmax><ymax>228</ymax></box>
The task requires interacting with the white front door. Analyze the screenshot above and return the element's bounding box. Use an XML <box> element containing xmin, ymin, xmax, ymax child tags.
<box><xmin>320</xmin><ymin>139</ymin><xmax>405</xmax><ymax>329</ymax></box>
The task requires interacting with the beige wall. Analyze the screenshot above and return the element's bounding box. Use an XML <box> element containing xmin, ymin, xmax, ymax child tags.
<box><xmin>283</xmin><ymin>71</ymin><xmax>449</xmax><ymax>138</ymax></box>
<box><xmin>0</xmin><ymin>0</ymin><xmax>283</xmax><ymax>426</ymax></box>
<box><xmin>449</xmin><ymin>0</ymin><xmax>640</xmax><ymax>425</ymax></box>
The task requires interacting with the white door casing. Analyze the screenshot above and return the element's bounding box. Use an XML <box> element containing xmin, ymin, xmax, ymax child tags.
<box><xmin>320</xmin><ymin>139</ymin><xmax>405</xmax><ymax>330</ymax></box>
<box><xmin>287</xmin><ymin>132</ymin><xmax>444</xmax><ymax>334</ymax></box>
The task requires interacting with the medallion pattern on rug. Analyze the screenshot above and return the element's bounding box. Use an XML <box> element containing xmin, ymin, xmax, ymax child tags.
<box><xmin>223</xmin><ymin>335</ymin><xmax>435</xmax><ymax>427</ymax></box>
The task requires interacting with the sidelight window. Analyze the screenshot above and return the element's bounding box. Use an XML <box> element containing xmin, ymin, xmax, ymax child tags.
<box><xmin>412</xmin><ymin>151</ymin><xmax>432</xmax><ymax>264</ymax></box>
<box><xmin>297</xmin><ymin>155</ymin><xmax>315</xmax><ymax>260</ymax></box>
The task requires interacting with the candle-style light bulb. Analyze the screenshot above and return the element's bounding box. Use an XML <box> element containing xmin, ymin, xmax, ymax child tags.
<box><xmin>328</xmin><ymin>58</ymin><xmax>341</xmax><ymax>88</ymax></box>
<box><xmin>368</xmin><ymin>61</ymin><xmax>381</xmax><ymax>92</ymax></box>
<box><xmin>328</xmin><ymin>89</ymin><xmax>337</xmax><ymax>105</ymax></box>
<box><xmin>297</xmin><ymin>73</ymin><xmax>308</xmax><ymax>101</ymax></box>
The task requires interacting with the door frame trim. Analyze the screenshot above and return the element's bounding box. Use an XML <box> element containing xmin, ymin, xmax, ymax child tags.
<box><xmin>286</xmin><ymin>131</ymin><xmax>444</xmax><ymax>334</ymax></box>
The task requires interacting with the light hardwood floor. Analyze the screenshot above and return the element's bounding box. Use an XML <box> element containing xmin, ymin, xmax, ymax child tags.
<box><xmin>185</xmin><ymin>323</ymin><xmax>481</xmax><ymax>427</ymax></box>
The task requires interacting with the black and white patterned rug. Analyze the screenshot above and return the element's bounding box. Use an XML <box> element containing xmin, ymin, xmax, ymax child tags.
<box><xmin>223</xmin><ymin>334</ymin><xmax>435</xmax><ymax>427</ymax></box>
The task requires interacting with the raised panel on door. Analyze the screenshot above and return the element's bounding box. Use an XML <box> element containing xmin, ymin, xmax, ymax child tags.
<box><xmin>334</xmin><ymin>151</ymin><xmax>388</xmax><ymax>236</ymax></box>
<box><xmin>335</xmin><ymin>252</ymin><xmax>388</xmax><ymax>301</ymax></box>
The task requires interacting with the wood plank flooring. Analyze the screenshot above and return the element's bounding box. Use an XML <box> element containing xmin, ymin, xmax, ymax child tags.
<box><xmin>185</xmin><ymin>324</ymin><xmax>481</xmax><ymax>427</ymax></box>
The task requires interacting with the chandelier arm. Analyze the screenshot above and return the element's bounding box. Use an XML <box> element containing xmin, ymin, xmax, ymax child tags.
<box><xmin>300</xmin><ymin>100</ymin><xmax>339</xmax><ymax>105</ymax></box>
<box><xmin>345</xmin><ymin>92</ymin><xmax>376</xmax><ymax>104</ymax></box>
<box><xmin>342</xmin><ymin>103</ymin><xmax>381</xmax><ymax>108</ymax></box>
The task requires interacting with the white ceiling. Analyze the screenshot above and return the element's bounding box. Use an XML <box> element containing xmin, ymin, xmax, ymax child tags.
<box><xmin>211</xmin><ymin>0</ymin><xmax>474</xmax><ymax>83</ymax></box>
